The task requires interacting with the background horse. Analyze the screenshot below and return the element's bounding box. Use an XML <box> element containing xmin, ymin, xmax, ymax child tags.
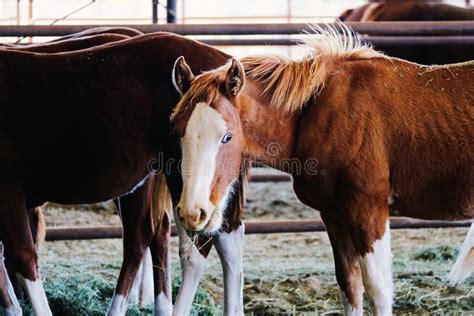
<box><xmin>0</xmin><ymin>32</ymin><xmax>247</xmax><ymax>316</ymax></box>
<box><xmin>340</xmin><ymin>2</ymin><xmax>474</xmax><ymax>64</ymax></box>
<box><xmin>0</xmin><ymin>29</ymin><xmax>165</xmax><ymax>315</ymax></box>
<box><xmin>170</xmin><ymin>24</ymin><xmax>473</xmax><ymax>315</ymax></box>
<box><xmin>0</xmin><ymin>30</ymin><xmax>140</xmax><ymax>315</ymax></box>
<box><xmin>340</xmin><ymin>2</ymin><xmax>474</xmax><ymax>22</ymax></box>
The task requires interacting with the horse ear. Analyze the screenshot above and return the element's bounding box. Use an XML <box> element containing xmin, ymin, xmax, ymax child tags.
<box><xmin>172</xmin><ymin>56</ymin><xmax>195</xmax><ymax>96</ymax></box>
<box><xmin>225</xmin><ymin>58</ymin><xmax>245</xmax><ymax>97</ymax></box>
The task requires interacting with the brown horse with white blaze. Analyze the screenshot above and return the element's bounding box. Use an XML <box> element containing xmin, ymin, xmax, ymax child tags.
<box><xmin>171</xmin><ymin>24</ymin><xmax>474</xmax><ymax>315</ymax></box>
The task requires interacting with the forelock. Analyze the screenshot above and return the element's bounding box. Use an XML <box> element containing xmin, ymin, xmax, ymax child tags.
<box><xmin>170</xmin><ymin>62</ymin><xmax>230</xmax><ymax>121</ymax></box>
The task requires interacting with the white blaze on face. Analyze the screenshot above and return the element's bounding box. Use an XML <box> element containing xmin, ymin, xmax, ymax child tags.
<box><xmin>179</xmin><ymin>102</ymin><xmax>228</xmax><ymax>230</ymax></box>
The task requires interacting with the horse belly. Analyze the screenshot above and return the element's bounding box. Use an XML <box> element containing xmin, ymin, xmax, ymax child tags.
<box><xmin>20</xmin><ymin>148</ymin><xmax>154</xmax><ymax>204</ymax></box>
<box><xmin>388</xmin><ymin>178</ymin><xmax>473</xmax><ymax>221</ymax></box>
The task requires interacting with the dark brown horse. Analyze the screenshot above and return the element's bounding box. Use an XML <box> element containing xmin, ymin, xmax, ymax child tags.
<box><xmin>340</xmin><ymin>2</ymin><xmax>474</xmax><ymax>64</ymax></box>
<box><xmin>0</xmin><ymin>32</ymin><xmax>246</xmax><ymax>315</ymax></box>
<box><xmin>0</xmin><ymin>29</ymin><xmax>162</xmax><ymax>315</ymax></box>
<box><xmin>170</xmin><ymin>24</ymin><xmax>473</xmax><ymax>315</ymax></box>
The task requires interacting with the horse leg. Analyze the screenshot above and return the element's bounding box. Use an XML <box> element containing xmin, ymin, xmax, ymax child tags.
<box><xmin>213</xmin><ymin>224</ymin><xmax>245</xmax><ymax>316</ymax></box>
<box><xmin>108</xmin><ymin>187</ymin><xmax>155</xmax><ymax>316</ymax></box>
<box><xmin>357</xmin><ymin>221</ymin><xmax>392</xmax><ymax>315</ymax></box>
<box><xmin>137</xmin><ymin>249</ymin><xmax>154</xmax><ymax>306</ymax></box>
<box><xmin>321</xmin><ymin>213</ymin><xmax>364</xmax><ymax>316</ymax></box>
<box><xmin>339</xmin><ymin>193</ymin><xmax>393</xmax><ymax>316</ymax></box>
<box><xmin>115</xmin><ymin>200</ymin><xmax>139</xmax><ymax>307</ymax></box>
<box><xmin>0</xmin><ymin>242</ymin><xmax>22</xmax><ymax>316</ymax></box>
<box><xmin>128</xmin><ymin>249</ymin><xmax>154</xmax><ymax>306</ymax></box>
<box><xmin>116</xmin><ymin>203</ymin><xmax>153</xmax><ymax>307</ymax></box>
<box><xmin>149</xmin><ymin>212</ymin><xmax>172</xmax><ymax>316</ymax></box>
<box><xmin>5</xmin><ymin>206</ymin><xmax>45</xmax><ymax>300</ymax></box>
<box><xmin>0</xmin><ymin>182</ymin><xmax>51</xmax><ymax>316</ymax></box>
<box><xmin>172</xmin><ymin>216</ymin><xmax>213</xmax><ymax>316</ymax></box>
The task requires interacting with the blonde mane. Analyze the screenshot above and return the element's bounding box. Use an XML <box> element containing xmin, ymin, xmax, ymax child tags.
<box><xmin>171</xmin><ymin>22</ymin><xmax>383</xmax><ymax>119</ymax></box>
<box><xmin>241</xmin><ymin>22</ymin><xmax>383</xmax><ymax>113</ymax></box>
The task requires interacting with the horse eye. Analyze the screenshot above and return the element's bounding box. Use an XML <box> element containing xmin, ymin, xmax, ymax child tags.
<box><xmin>221</xmin><ymin>132</ymin><xmax>233</xmax><ymax>144</ymax></box>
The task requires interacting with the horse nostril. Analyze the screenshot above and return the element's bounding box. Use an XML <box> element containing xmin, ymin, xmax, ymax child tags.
<box><xmin>199</xmin><ymin>208</ymin><xmax>207</xmax><ymax>221</ymax></box>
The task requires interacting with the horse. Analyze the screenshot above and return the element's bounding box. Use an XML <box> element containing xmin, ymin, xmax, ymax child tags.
<box><xmin>340</xmin><ymin>2</ymin><xmax>474</xmax><ymax>22</ymax></box>
<box><xmin>170</xmin><ymin>24</ymin><xmax>474</xmax><ymax>315</ymax></box>
<box><xmin>340</xmin><ymin>2</ymin><xmax>474</xmax><ymax>64</ymax></box>
<box><xmin>0</xmin><ymin>32</ymin><xmax>246</xmax><ymax>316</ymax></box>
<box><xmin>0</xmin><ymin>29</ymin><xmax>163</xmax><ymax>314</ymax></box>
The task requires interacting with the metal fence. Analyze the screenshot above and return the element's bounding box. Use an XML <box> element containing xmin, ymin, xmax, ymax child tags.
<box><xmin>2</xmin><ymin>22</ymin><xmax>474</xmax><ymax>36</ymax></box>
<box><xmin>1</xmin><ymin>21</ymin><xmax>472</xmax><ymax>241</ymax></box>
<box><xmin>45</xmin><ymin>218</ymin><xmax>472</xmax><ymax>241</ymax></box>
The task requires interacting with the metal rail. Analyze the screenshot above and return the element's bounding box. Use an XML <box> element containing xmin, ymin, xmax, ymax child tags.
<box><xmin>201</xmin><ymin>36</ymin><xmax>474</xmax><ymax>46</ymax></box>
<box><xmin>249</xmin><ymin>174</ymin><xmax>292</xmax><ymax>182</ymax></box>
<box><xmin>5</xmin><ymin>36</ymin><xmax>474</xmax><ymax>47</ymax></box>
<box><xmin>2</xmin><ymin>22</ymin><xmax>474</xmax><ymax>37</ymax></box>
<box><xmin>45</xmin><ymin>218</ymin><xmax>472</xmax><ymax>241</ymax></box>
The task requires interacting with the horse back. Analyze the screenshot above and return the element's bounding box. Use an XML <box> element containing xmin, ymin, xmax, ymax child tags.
<box><xmin>50</xmin><ymin>27</ymin><xmax>143</xmax><ymax>42</ymax></box>
<box><xmin>4</xmin><ymin>34</ymin><xmax>130</xmax><ymax>54</ymax></box>
<box><xmin>298</xmin><ymin>57</ymin><xmax>473</xmax><ymax>220</ymax></box>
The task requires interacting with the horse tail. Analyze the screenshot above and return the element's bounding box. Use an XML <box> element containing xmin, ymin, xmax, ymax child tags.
<box><xmin>151</xmin><ymin>172</ymin><xmax>172</xmax><ymax>234</ymax></box>
<box><xmin>448</xmin><ymin>223</ymin><xmax>474</xmax><ymax>285</ymax></box>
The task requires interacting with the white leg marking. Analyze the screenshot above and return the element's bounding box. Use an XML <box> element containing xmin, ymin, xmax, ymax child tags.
<box><xmin>172</xmin><ymin>218</ymin><xmax>206</xmax><ymax>316</ymax></box>
<box><xmin>128</xmin><ymin>264</ymin><xmax>141</xmax><ymax>305</ymax></box>
<box><xmin>448</xmin><ymin>223</ymin><xmax>474</xmax><ymax>285</ymax></box>
<box><xmin>4</xmin><ymin>305</ymin><xmax>23</xmax><ymax>316</ymax></box>
<box><xmin>2</xmin><ymin>270</ymin><xmax>22</xmax><ymax>316</ymax></box>
<box><xmin>156</xmin><ymin>243</ymin><xmax>173</xmax><ymax>316</ymax></box>
<box><xmin>153</xmin><ymin>246</ymin><xmax>172</xmax><ymax>316</ymax></box>
<box><xmin>359</xmin><ymin>221</ymin><xmax>393</xmax><ymax>316</ymax></box>
<box><xmin>213</xmin><ymin>225</ymin><xmax>244</xmax><ymax>316</ymax></box>
<box><xmin>107</xmin><ymin>293</ymin><xmax>128</xmax><ymax>316</ymax></box>
<box><xmin>16</xmin><ymin>273</ymin><xmax>52</xmax><ymax>316</ymax></box>
<box><xmin>153</xmin><ymin>292</ymin><xmax>172</xmax><ymax>316</ymax></box>
<box><xmin>138</xmin><ymin>248</ymin><xmax>154</xmax><ymax>306</ymax></box>
<box><xmin>338</xmin><ymin>289</ymin><xmax>362</xmax><ymax>316</ymax></box>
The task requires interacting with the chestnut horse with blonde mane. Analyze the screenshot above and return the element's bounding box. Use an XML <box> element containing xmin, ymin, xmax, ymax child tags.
<box><xmin>171</xmin><ymin>24</ymin><xmax>473</xmax><ymax>315</ymax></box>
<box><xmin>0</xmin><ymin>32</ymin><xmax>246</xmax><ymax>316</ymax></box>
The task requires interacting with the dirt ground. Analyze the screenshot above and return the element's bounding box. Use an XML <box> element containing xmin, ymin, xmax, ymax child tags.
<box><xmin>37</xmin><ymin>172</ymin><xmax>473</xmax><ymax>315</ymax></box>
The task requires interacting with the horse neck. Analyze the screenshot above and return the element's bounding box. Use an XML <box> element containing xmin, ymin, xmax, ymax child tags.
<box><xmin>238</xmin><ymin>80</ymin><xmax>301</xmax><ymax>172</ymax></box>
